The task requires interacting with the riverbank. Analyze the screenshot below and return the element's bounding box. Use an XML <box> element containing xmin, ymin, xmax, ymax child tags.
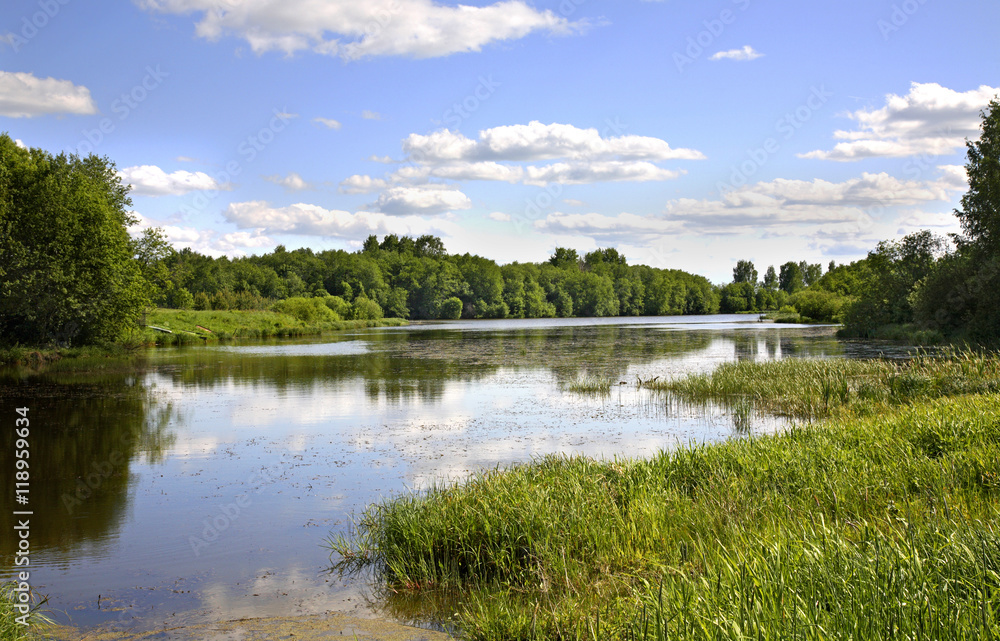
<box><xmin>329</xmin><ymin>351</ymin><xmax>1000</xmax><ymax>640</ymax></box>
<box><xmin>0</xmin><ymin>309</ymin><xmax>407</xmax><ymax>367</ymax></box>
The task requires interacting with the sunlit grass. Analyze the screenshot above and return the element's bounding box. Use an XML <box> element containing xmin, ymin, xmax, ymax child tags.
<box><xmin>564</xmin><ymin>376</ymin><xmax>615</xmax><ymax>395</ymax></box>
<box><xmin>328</xmin><ymin>352</ymin><xmax>1000</xmax><ymax>640</ymax></box>
<box><xmin>0</xmin><ymin>583</ymin><xmax>51</xmax><ymax>641</ymax></box>
<box><xmin>641</xmin><ymin>348</ymin><xmax>1000</xmax><ymax>419</ymax></box>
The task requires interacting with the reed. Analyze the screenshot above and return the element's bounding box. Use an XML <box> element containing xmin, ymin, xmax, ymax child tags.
<box><xmin>565</xmin><ymin>376</ymin><xmax>615</xmax><ymax>394</ymax></box>
<box><xmin>329</xmin><ymin>353</ymin><xmax>1000</xmax><ymax>640</ymax></box>
<box><xmin>0</xmin><ymin>583</ymin><xmax>50</xmax><ymax>641</ymax></box>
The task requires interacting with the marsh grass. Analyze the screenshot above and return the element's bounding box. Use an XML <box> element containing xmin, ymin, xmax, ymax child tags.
<box><xmin>328</xmin><ymin>352</ymin><xmax>1000</xmax><ymax>640</ymax></box>
<box><xmin>565</xmin><ymin>376</ymin><xmax>615</xmax><ymax>395</ymax></box>
<box><xmin>641</xmin><ymin>348</ymin><xmax>1000</xmax><ymax>419</ymax></box>
<box><xmin>0</xmin><ymin>583</ymin><xmax>51</xmax><ymax>641</ymax></box>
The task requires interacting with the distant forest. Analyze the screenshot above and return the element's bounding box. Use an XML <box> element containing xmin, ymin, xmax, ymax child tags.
<box><xmin>1</xmin><ymin>98</ymin><xmax>997</xmax><ymax>347</ymax></box>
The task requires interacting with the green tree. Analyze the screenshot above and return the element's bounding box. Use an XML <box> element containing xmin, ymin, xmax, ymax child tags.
<box><xmin>548</xmin><ymin>247</ymin><xmax>580</xmax><ymax>270</ymax></box>
<box><xmin>0</xmin><ymin>135</ymin><xmax>149</xmax><ymax>346</ymax></box>
<box><xmin>778</xmin><ymin>261</ymin><xmax>804</xmax><ymax>294</ymax></box>
<box><xmin>955</xmin><ymin>98</ymin><xmax>1000</xmax><ymax>252</ymax></box>
<box><xmin>732</xmin><ymin>260</ymin><xmax>758</xmax><ymax>284</ymax></box>
<box><xmin>438</xmin><ymin>296</ymin><xmax>463</xmax><ymax>320</ymax></box>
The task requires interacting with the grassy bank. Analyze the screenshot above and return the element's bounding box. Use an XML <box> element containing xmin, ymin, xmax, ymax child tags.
<box><xmin>0</xmin><ymin>309</ymin><xmax>407</xmax><ymax>366</ymax></box>
<box><xmin>328</xmin><ymin>352</ymin><xmax>1000</xmax><ymax>639</ymax></box>
<box><xmin>141</xmin><ymin>308</ymin><xmax>406</xmax><ymax>346</ymax></box>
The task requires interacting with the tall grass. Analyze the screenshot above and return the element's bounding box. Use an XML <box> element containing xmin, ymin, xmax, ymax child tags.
<box><xmin>565</xmin><ymin>376</ymin><xmax>615</xmax><ymax>395</ymax></box>
<box><xmin>642</xmin><ymin>348</ymin><xmax>1000</xmax><ymax>418</ymax></box>
<box><xmin>328</xmin><ymin>353</ymin><xmax>1000</xmax><ymax>640</ymax></box>
<box><xmin>0</xmin><ymin>583</ymin><xmax>50</xmax><ymax>641</ymax></box>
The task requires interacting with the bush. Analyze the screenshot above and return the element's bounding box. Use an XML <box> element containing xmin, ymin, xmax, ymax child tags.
<box><xmin>438</xmin><ymin>296</ymin><xmax>463</xmax><ymax>320</ymax></box>
<box><xmin>273</xmin><ymin>296</ymin><xmax>339</xmax><ymax>323</ymax></box>
<box><xmin>791</xmin><ymin>289</ymin><xmax>847</xmax><ymax>322</ymax></box>
<box><xmin>349</xmin><ymin>297</ymin><xmax>383</xmax><ymax>321</ymax></box>
<box><xmin>167</xmin><ymin>287</ymin><xmax>195</xmax><ymax>310</ymax></box>
<box><xmin>323</xmin><ymin>295</ymin><xmax>351</xmax><ymax>319</ymax></box>
<box><xmin>193</xmin><ymin>291</ymin><xmax>211</xmax><ymax>311</ymax></box>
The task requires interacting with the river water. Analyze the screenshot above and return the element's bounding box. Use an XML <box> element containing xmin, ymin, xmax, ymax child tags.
<box><xmin>0</xmin><ymin>315</ymin><xmax>910</xmax><ymax>634</ymax></box>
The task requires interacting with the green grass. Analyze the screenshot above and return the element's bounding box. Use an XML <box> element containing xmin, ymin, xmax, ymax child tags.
<box><xmin>0</xmin><ymin>583</ymin><xmax>50</xmax><ymax>641</ymax></box>
<box><xmin>142</xmin><ymin>308</ymin><xmax>407</xmax><ymax>345</ymax></box>
<box><xmin>328</xmin><ymin>353</ymin><xmax>1000</xmax><ymax>640</ymax></box>
<box><xmin>565</xmin><ymin>376</ymin><xmax>615</xmax><ymax>395</ymax></box>
<box><xmin>641</xmin><ymin>349</ymin><xmax>1000</xmax><ymax>419</ymax></box>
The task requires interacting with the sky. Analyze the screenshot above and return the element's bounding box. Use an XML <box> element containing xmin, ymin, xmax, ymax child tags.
<box><xmin>2</xmin><ymin>0</ymin><xmax>998</xmax><ymax>283</ymax></box>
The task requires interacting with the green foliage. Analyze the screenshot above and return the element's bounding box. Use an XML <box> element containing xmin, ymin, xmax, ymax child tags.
<box><xmin>732</xmin><ymin>259</ymin><xmax>757</xmax><ymax>284</ymax></box>
<box><xmin>0</xmin><ymin>134</ymin><xmax>149</xmax><ymax>346</ymax></box>
<box><xmin>322</xmin><ymin>295</ymin><xmax>351</xmax><ymax>319</ymax></box>
<box><xmin>956</xmin><ymin>98</ymin><xmax>1000</xmax><ymax>252</ymax></box>
<box><xmin>789</xmin><ymin>288</ymin><xmax>847</xmax><ymax>322</ymax></box>
<box><xmin>719</xmin><ymin>281</ymin><xmax>756</xmax><ymax>312</ymax></box>
<box><xmin>841</xmin><ymin>231</ymin><xmax>945</xmax><ymax>337</ymax></box>
<box><xmin>349</xmin><ymin>296</ymin><xmax>383</xmax><ymax>321</ymax></box>
<box><xmin>438</xmin><ymin>296</ymin><xmax>463</xmax><ymax>320</ymax></box>
<box><xmin>166</xmin><ymin>287</ymin><xmax>194</xmax><ymax>310</ymax></box>
<box><xmin>778</xmin><ymin>261</ymin><xmax>804</xmax><ymax>293</ymax></box>
<box><xmin>193</xmin><ymin>291</ymin><xmax>211</xmax><ymax>311</ymax></box>
<box><xmin>272</xmin><ymin>296</ymin><xmax>340</xmax><ymax>323</ymax></box>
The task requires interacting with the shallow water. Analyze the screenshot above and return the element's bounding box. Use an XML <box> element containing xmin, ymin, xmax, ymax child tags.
<box><xmin>0</xmin><ymin>316</ymin><xmax>913</xmax><ymax>633</ymax></box>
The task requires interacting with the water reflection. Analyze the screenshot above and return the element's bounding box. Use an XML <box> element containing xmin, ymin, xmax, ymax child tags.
<box><xmin>0</xmin><ymin>375</ymin><xmax>175</xmax><ymax>561</ymax></box>
<box><xmin>0</xmin><ymin>319</ymin><xmax>882</xmax><ymax>633</ymax></box>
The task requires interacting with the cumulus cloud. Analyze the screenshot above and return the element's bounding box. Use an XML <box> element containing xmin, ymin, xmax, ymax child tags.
<box><xmin>339</xmin><ymin>174</ymin><xmax>389</xmax><ymax>194</ymax></box>
<box><xmin>536</xmin><ymin>168</ymin><xmax>966</xmax><ymax>241</ymax></box>
<box><xmin>137</xmin><ymin>0</ymin><xmax>584</xmax><ymax>60</ymax></box>
<box><xmin>14</xmin><ymin>139</ymin><xmax>27</xmax><ymax>149</ymax></box>
<box><xmin>119</xmin><ymin>165</ymin><xmax>227</xmax><ymax>196</ymax></box>
<box><xmin>800</xmin><ymin>82</ymin><xmax>1000</xmax><ymax>161</ymax></box>
<box><xmin>312</xmin><ymin>117</ymin><xmax>341</xmax><ymax>130</ymax></box>
<box><xmin>372</xmin><ymin>185</ymin><xmax>472</xmax><ymax>215</ymax></box>
<box><xmin>402</xmin><ymin>121</ymin><xmax>704</xmax><ymax>163</ymax></box>
<box><xmin>0</xmin><ymin>71</ymin><xmax>97</xmax><ymax>118</ymax></box>
<box><xmin>709</xmin><ymin>45</ymin><xmax>763</xmax><ymax>61</ymax></box>
<box><xmin>488</xmin><ymin>212</ymin><xmax>511</xmax><ymax>222</ymax></box>
<box><xmin>222</xmin><ymin>200</ymin><xmax>459</xmax><ymax>239</ymax></box>
<box><xmin>264</xmin><ymin>172</ymin><xmax>311</xmax><ymax>191</ymax></box>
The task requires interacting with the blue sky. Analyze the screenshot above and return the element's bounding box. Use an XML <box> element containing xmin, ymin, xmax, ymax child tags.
<box><xmin>2</xmin><ymin>0</ymin><xmax>998</xmax><ymax>282</ymax></box>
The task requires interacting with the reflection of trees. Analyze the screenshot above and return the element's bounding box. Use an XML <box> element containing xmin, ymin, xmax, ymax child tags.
<box><xmin>150</xmin><ymin>326</ymin><xmax>717</xmax><ymax>402</ymax></box>
<box><xmin>0</xmin><ymin>375</ymin><xmax>175</xmax><ymax>560</ymax></box>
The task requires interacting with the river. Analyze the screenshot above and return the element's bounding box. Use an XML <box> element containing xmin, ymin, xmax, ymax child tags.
<box><xmin>0</xmin><ymin>315</ymin><xmax>912</xmax><ymax>635</ymax></box>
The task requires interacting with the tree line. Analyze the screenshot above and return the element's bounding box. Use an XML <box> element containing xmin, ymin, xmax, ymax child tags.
<box><xmin>1</xmin><ymin>97</ymin><xmax>996</xmax><ymax>347</ymax></box>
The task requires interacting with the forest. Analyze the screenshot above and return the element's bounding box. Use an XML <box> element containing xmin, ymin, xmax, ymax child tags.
<box><xmin>0</xmin><ymin>98</ymin><xmax>997</xmax><ymax>348</ymax></box>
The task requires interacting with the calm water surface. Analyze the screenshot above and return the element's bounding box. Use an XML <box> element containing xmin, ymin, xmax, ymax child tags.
<box><xmin>0</xmin><ymin>316</ymin><xmax>912</xmax><ymax>632</ymax></box>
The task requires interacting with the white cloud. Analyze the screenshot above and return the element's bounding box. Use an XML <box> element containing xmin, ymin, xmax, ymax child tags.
<box><xmin>118</xmin><ymin>165</ymin><xmax>227</xmax><ymax>196</ymax></box>
<box><xmin>14</xmin><ymin>139</ymin><xmax>26</xmax><ymax>149</ymax></box>
<box><xmin>312</xmin><ymin>117</ymin><xmax>341</xmax><ymax>130</ymax></box>
<box><xmin>709</xmin><ymin>45</ymin><xmax>763</xmax><ymax>61</ymax></box>
<box><xmin>263</xmin><ymin>172</ymin><xmax>311</xmax><ymax>191</ymax></box>
<box><xmin>524</xmin><ymin>161</ymin><xmax>682</xmax><ymax>185</ymax></box>
<box><xmin>403</xmin><ymin>121</ymin><xmax>704</xmax><ymax>163</ymax></box>
<box><xmin>488</xmin><ymin>211</ymin><xmax>511</xmax><ymax>222</ymax></box>
<box><xmin>373</xmin><ymin>185</ymin><xmax>472</xmax><ymax>215</ymax></box>
<box><xmin>137</xmin><ymin>0</ymin><xmax>583</xmax><ymax>60</ymax></box>
<box><xmin>362</xmin><ymin>110</ymin><xmax>383</xmax><ymax>120</ymax></box>
<box><xmin>535</xmin><ymin>168</ymin><xmax>965</xmax><ymax>241</ymax></box>
<box><xmin>339</xmin><ymin>174</ymin><xmax>389</xmax><ymax>194</ymax></box>
<box><xmin>0</xmin><ymin>71</ymin><xmax>97</xmax><ymax>118</ymax></box>
<box><xmin>800</xmin><ymin>82</ymin><xmax>1000</xmax><ymax>161</ymax></box>
<box><xmin>176</xmin><ymin>155</ymin><xmax>198</xmax><ymax>163</ymax></box>
<box><xmin>222</xmin><ymin>200</ymin><xmax>459</xmax><ymax>239</ymax></box>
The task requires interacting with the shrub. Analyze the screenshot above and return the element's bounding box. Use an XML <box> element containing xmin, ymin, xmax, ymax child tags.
<box><xmin>323</xmin><ymin>295</ymin><xmax>351</xmax><ymax>319</ymax></box>
<box><xmin>349</xmin><ymin>296</ymin><xmax>383</xmax><ymax>321</ymax></box>
<box><xmin>438</xmin><ymin>296</ymin><xmax>463</xmax><ymax>320</ymax></box>
<box><xmin>273</xmin><ymin>296</ymin><xmax>339</xmax><ymax>323</ymax></box>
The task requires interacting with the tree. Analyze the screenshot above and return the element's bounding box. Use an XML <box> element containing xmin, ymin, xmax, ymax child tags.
<box><xmin>732</xmin><ymin>259</ymin><xmax>757</xmax><ymax>284</ymax></box>
<box><xmin>548</xmin><ymin>247</ymin><xmax>580</xmax><ymax>270</ymax></box>
<box><xmin>0</xmin><ymin>135</ymin><xmax>149</xmax><ymax>346</ymax></box>
<box><xmin>799</xmin><ymin>261</ymin><xmax>822</xmax><ymax>287</ymax></box>
<box><xmin>762</xmin><ymin>266</ymin><xmax>778</xmax><ymax>290</ymax></box>
<box><xmin>955</xmin><ymin>98</ymin><xmax>1000</xmax><ymax>253</ymax></box>
<box><xmin>778</xmin><ymin>261</ymin><xmax>804</xmax><ymax>294</ymax></box>
<box><xmin>438</xmin><ymin>296</ymin><xmax>463</xmax><ymax>320</ymax></box>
